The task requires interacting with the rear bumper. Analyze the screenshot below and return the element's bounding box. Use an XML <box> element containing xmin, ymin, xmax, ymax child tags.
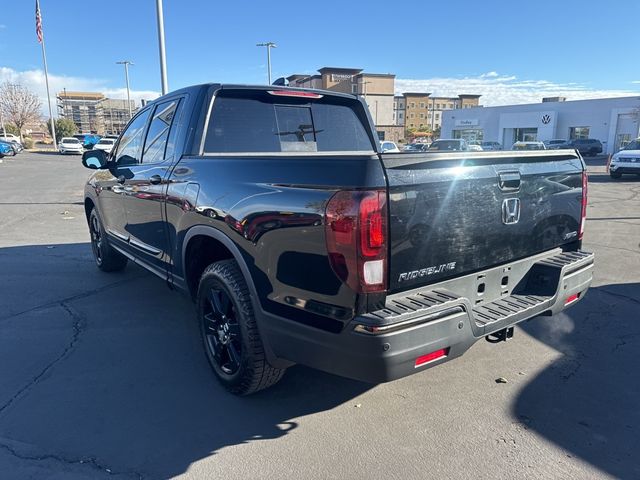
<box><xmin>260</xmin><ymin>249</ymin><xmax>594</xmax><ymax>383</ymax></box>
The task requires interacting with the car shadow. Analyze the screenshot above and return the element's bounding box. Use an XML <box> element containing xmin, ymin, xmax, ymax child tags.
<box><xmin>0</xmin><ymin>242</ymin><xmax>372</xmax><ymax>479</ymax></box>
<box><xmin>514</xmin><ymin>283</ymin><xmax>640</xmax><ymax>479</ymax></box>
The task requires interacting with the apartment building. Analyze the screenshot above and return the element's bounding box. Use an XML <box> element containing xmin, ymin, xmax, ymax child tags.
<box><xmin>286</xmin><ymin>67</ymin><xmax>402</xmax><ymax>142</ymax></box>
<box><xmin>402</xmin><ymin>93</ymin><xmax>481</xmax><ymax>131</ymax></box>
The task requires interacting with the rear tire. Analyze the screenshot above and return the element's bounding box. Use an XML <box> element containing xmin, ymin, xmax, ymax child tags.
<box><xmin>88</xmin><ymin>208</ymin><xmax>128</xmax><ymax>272</ymax></box>
<box><xmin>610</xmin><ymin>172</ymin><xmax>622</xmax><ymax>179</ymax></box>
<box><xmin>197</xmin><ymin>259</ymin><xmax>285</xmax><ymax>395</ymax></box>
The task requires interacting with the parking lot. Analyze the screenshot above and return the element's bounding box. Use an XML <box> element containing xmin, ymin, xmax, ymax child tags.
<box><xmin>0</xmin><ymin>152</ymin><xmax>638</xmax><ymax>479</ymax></box>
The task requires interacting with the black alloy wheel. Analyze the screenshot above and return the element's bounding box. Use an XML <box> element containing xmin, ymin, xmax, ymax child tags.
<box><xmin>202</xmin><ymin>286</ymin><xmax>242</xmax><ymax>375</ymax></box>
<box><xmin>88</xmin><ymin>208</ymin><xmax>128</xmax><ymax>272</ymax></box>
<box><xmin>197</xmin><ymin>260</ymin><xmax>285</xmax><ymax>395</ymax></box>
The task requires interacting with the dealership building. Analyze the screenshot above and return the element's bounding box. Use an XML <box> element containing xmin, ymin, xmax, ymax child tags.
<box><xmin>441</xmin><ymin>96</ymin><xmax>640</xmax><ymax>154</ymax></box>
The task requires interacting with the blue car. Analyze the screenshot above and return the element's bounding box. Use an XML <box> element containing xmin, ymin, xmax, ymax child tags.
<box><xmin>0</xmin><ymin>141</ymin><xmax>13</xmax><ymax>157</ymax></box>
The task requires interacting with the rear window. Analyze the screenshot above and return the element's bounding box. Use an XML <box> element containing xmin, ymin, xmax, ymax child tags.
<box><xmin>203</xmin><ymin>91</ymin><xmax>373</xmax><ymax>154</ymax></box>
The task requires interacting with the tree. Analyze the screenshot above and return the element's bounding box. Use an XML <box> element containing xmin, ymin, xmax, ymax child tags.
<box><xmin>0</xmin><ymin>122</ymin><xmax>19</xmax><ymax>136</ymax></box>
<box><xmin>47</xmin><ymin>117</ymin><xmax>77</xmax><ymax>142</ymax></box>
<box><xmin>0</xmin><ymin>82</ymin><xmax>42</xmax><ymax>141</ymax></box>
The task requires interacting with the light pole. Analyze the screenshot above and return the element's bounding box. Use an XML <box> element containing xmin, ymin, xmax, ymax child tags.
<box><xmin>256</xmin><ymin>42</ymin><xmax>277</xmax><ymax>84</ymax></box>
<box><xmin>116</xmin><ymin>61</ymin><xmax>133</xmax><ymax>119</ymax></box>
<box><xmin>155</xmin><ymin>0</ymin><xmax>169</xmax><ymax>95</ymax></box>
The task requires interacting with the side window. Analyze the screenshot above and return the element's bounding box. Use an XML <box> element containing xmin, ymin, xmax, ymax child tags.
<box><xmin>142</xmin><ymin>99</ymin><xmax>182</xmax><ymax>163</ymax></box>
<box><xmin>115</xmin><ymin>109</ymin><xmax>151</xmax><ymax>165</ymax></box>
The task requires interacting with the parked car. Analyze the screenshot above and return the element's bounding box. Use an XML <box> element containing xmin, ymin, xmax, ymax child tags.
<box><xmin>0</xmin><ymin>141</ymin><xmax>12</xmax><ymax>157</ymax></box>
<box><xmin>58</xmin><ymin>137</ymin><xmax>84</xmax><ymax>154</ymax></box>
<box><xmin>0</xmin><ymin>139</ymin><xmax>20</xmax><ymax>155</ymax></box>
<box><xmin>513</xmin><ymin>141</ymin><xmax>546</xmax><ymax>150</ymax></box>
<box><xmin>73</xmin><ymin>134</ymin><xmax>101</xmax><ymax>149</ymax></box>
<box><xmin>0</xmin><ymin>133</ymin><xmax>21</xmax><ymax>143</ymax></box>
<box><xmin>609</xmin><ymin>138</ymin><xmax>640</xmax><ymax>179</ymax></box>
<box><xmin>380</xmin><ymin>141</ymin><xmax>400</xmax><ymax>153</ymax></box>
<box><xmin>93</xmin><ymin>138</ymin><xmax>116</xmax><ymax>153</ymax></box>
<box><xmin>80</xmin><ymin>83</ymin><xmax>593</xmax><ymax>395</ymax></box>
<box><xmin>403</xmin><ymin>143</ymin><xmax>429</xmax><ymax>152</ymax></box>
<box><xmin>567</xmin><ymin>138</ymin><xmax>603</xmax><ymax>156</ymax></box>
<box><xmin>481</xmin><ymin>141</ymin><xmax>502</xmax><ymax>151</ymax></box>
<box><xmin>428</xmin><ymin>139</ymin><xmax>469</xmax><ymax>151</ymax></box>
<box><xmin>544</xmin><ymin>139</ymin><xmax>570</xmax><ymax>150</ymax></box>
<box><xmin>468</xmin><ymin>143</ymin><xmax>483</xmax><ymax>152</ymax></box>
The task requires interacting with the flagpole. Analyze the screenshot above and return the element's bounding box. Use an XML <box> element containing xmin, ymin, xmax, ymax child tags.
<box><xmin>37</xmin><ymin>1</ymin><xmax>56</xmax><ymax>149</ymax></box>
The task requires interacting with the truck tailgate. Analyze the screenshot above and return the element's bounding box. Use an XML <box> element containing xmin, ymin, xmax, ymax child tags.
<box><xmin>383</xmin><ymin>150</ymin><xmax>584</xmax><ymax>292</ymax></box>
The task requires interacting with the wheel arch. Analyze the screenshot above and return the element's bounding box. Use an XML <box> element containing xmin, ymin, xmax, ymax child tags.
<box><xmin>181</xmin><ymin>225</ymin><xmax>290</xmax><ymax>368</ymax></box>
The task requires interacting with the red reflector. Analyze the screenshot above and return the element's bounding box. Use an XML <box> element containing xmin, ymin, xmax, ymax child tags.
<box><xmin>268</xmin><ymin>90</ymin><xmax>323</xmax><ymax>99</ymax></box>
<box><xmin>415</xmin><ymin>348</ymin><xmax>449</xmax><ymax>367</ymax></box>
<box><xmin>565</xmin><ymin>293</ymin><xmax>579</xmax><ymax>305</ymax></box>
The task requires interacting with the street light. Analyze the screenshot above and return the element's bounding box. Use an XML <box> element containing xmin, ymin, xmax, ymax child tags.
<box><xmin>256</xmin><ymin>42</ymin><xmax>277</xmax><ymax>84</ymax></box>
<box><xmin>116</xmin><ymin>60</ymin><xmax>133</xmax><ymax>119</ymax></box>
<box><xmin>155</xmin><ymin>0</ymin><xmax>169</xmax><ymax>95</ymax></box>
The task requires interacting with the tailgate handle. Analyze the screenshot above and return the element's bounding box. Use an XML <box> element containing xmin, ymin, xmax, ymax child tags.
<box><xmin>498</xmin><ymin>171</ymin><xmax>521</xmax><ymax>191</ymax></box>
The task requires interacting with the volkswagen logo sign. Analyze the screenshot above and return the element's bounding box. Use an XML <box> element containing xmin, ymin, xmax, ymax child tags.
<box><xmin>541</xmin><ymin>114</ymin><xmax>551</xmax><ymax>125</ymax></box>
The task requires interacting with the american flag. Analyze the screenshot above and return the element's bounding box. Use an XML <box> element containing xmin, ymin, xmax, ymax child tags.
<box><xmin>35</xmin><ymin>0</ymin><xmax>43</xmax><ymax>43</ymax></box>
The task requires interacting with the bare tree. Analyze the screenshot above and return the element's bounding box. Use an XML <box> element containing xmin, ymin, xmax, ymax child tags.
<box><xmin>0</xmin><ymin>82</ymin><xmax>42</xmax><ymax>141</ymax></box>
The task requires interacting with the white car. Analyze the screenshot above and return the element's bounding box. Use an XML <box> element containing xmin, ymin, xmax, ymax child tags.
<box><xmin>58</xmin><ymin>137</ymin><xmax>84</xmax><ymax>154</ymax></box>
<box><xmin>609</xmin><ymin>138</ymin><xmax>640</xmax><ymax>179</ymax></box>
<box><xmin>380</xmin><ymin>141</ymin><xmax>400</xmax><ymax>153</ymax></box>
<box><xmin>468</xmin><ymin>143</ymin><xmax>483</xmax><ymax>152</ymax></box>
<box><xmin>512</xmin><ymin>141</ymin><xmax>546</xmax><ymax>151</ymax></box>
<box><xmin>0</xmin><ymin>133</ymin><xmax>21</xmax><ymax>143</ymax></box>
<box><xmin>93</xmin><ymin>138</ymin><xmax>116</xmax><ymax>154</ymax></box>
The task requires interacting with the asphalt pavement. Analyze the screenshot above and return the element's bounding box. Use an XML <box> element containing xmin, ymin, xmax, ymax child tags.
<box><xmin>0</xmin><ymin>152</ymin><xmax>638</xmax><ymax>480</ymax></box>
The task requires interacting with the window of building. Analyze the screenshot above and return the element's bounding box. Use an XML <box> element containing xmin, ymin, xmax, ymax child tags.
<box><xmin>448</xmin><ymin>103</ymin><xmax>453</xmax><ymax>109</ymax></box>
<box><xmin>399</xmin><ymin>112</ymin><xmax>404</xmax><ymax>119</ymax></box>
<box><xmin>453</xmin><ymin>129</ymin><xmax>484</xmax><ymax>144</ymax></box>
<box><xmin>436</xmin><ymin>104</ymin><xmax>440</xmax><ymax>109</ymax></box>
<box><xmin>410</xmin><ymin>113</ymin><xmax>414</xmax><ymax>118</ymax></box>
<box><xmin>410</xmin><ymin>102</ymin><xmax>415</xmax><ymax>108</ymax></box>
<box><xmin>419</xmin><ymin>113</ymin><xmax>424</xmax><ymax>119</ymax></box>
<box><xmin>409</xmin><ymin>123</ymin><xmax>414</xmax><ymax>127</ymax></box>
<box><xmin>435</xmin><ymin>113</ymin><xmax>440</xmax><ymax>120</ymax></box>
<box><xmin>569</xmin><ymin>127</ymin><xmax>590</xmax><ymax>140</ymax></box>
<box><xmin>352</xmin><ymin>84</ymin><xmax>358</xmax><ymax>94</ymax></box>
<box><xmin>420</xmin><ymin>102</ymin><xmax>425</xmax><ymax>108</ymax></box>
<box><xmin>419</xmin><ymin>123</ymin><xmax>424</xmax><ymax>128</ymax></box>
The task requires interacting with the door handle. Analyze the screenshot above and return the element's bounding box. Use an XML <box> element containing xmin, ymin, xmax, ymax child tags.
<box><xmin>149</xmin><ymin>175</ymin><xmax>162</xmax><ymax>185</ymax></box>
<box><xmin>117</xmin><ymin>175</ymin><xmax>126</xmax><ymax>184</ymax></box>
<box><xmin>498</xmin><ymin>171</ymin><xmax>521</xmax><ymax>191</ymax></box>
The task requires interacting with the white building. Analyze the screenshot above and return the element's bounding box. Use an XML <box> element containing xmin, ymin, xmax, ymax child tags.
<box><xmin>441</xmin><ymin>96</ymin><xmax>640</xmax><ymax>154</ymax></box>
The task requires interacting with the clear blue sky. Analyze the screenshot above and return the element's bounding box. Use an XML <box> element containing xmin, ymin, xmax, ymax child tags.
<box><xmin>1</xmin><ymin>0</ymin><xmax>639</xmax><ymax>103</ymax></box>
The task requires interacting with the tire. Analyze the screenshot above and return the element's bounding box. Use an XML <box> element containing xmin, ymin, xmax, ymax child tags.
<box><xmin>609</xmin><ymin>172</ymin><xmax>622</xmax><ymax>179</ymax></box>
<box><xmin>197</xmin><ymin>259</ymin><xmax>285</xmax><ymax>395</ymax></box>
<box><xmin>88</xmin><ymin>208</ymin><xmax>128</xmax><ymax>272</ymax></box>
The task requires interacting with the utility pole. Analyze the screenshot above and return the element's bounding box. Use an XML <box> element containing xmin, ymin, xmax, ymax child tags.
<box><xmin>116</xmin><ymin>61</ymin><xmax>133</xmax><ymax>119</ymax></box>
<box><xmin>156</xmin><ymin>0</ymin><xmax>169</xmax><ymax>94</ymax></box>
<box><xmin>0</xmin><ymin>108</ymin><xmax>6</xmax><ymax>139</ymax></box>
<box><xmin>256</xmin><ymin>42</ymin><xmax>277</xmax><ymax>84</ymax></box>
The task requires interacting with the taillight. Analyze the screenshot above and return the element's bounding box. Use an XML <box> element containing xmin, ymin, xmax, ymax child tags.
<box><xmin>579</xmin><ymin>171</ymin><xmax>588</xmax><ymax>240</ymax></box>
<box><xmin>325</xmin><ymin>190</ymin><xmax>388</xmax><ymax>293</ymax></box>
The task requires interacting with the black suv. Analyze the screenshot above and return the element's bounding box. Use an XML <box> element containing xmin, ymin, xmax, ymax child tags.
<box><xmin>568</xmin><ymin>138</ymin><xmax>603</xmax><ymax>156</ymax></box>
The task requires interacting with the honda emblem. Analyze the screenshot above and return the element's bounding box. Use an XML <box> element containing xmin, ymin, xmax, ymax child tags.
<box><xmin>502</xmin><ymin>198</ymin><xmax>521</xmax><ymax>224</ymax></box>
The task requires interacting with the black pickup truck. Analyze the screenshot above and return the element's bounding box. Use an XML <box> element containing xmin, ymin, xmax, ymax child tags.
<box><xmin>81</xmin><ymin>84</ymin><xmax>594</xmax><ymax>395</ymax></box>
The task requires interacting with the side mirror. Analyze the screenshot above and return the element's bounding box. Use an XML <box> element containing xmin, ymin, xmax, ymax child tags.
<box><xmin>82</xmin><ymin>150</ymin><xmax>108</xmax><ymax>169</ymax></box>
